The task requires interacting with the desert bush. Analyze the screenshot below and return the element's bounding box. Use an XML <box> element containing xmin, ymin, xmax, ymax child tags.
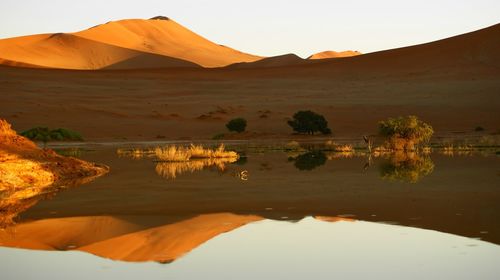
<box><xmin>287</xmin><ymin>110</ymin><xmax>331</xmax><ymax>135</ymax></box>
<box><xmin>226</xmin><ymin>118</ymin><xmax>247</xmax><ymax>133</ymax></box>
<box><xmin>378</xmin><ymin>115</ymin><xmax>433</xmax><ymax>150</ymax></box>
<box><xmin>21</xmin><ymin>127</ymin><xmax>83</xmax><ymax>147</ymax></box>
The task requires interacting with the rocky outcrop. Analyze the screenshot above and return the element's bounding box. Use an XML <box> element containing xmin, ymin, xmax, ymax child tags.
<box><xmin>0</xmin><ymin>119</ymin><xmax>109</xmax><ymax>226</ymax></box>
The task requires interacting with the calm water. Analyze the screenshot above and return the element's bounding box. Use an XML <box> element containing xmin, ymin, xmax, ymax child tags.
<box><xmin>1</xmin><ymin>144</ymin><xmax>499</xmax><ymax>280</ymax></box>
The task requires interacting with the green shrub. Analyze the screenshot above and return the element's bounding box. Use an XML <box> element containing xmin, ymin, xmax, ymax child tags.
<box><xmin>379</xmin><ymin>115</ymin><xmax>433</xmax><ymax>150</ymax></box>
<box><xmin>226</xmin><ymin>118</ymin><xmax>247</xmax><ymax>133</ymax></box>
<box><xmin>21</xmin><ymin>127</ymin><xmax>83</xmax><ymax>147</ymax></box>
<box><xmin>287</xmin><ymin>110</ymin><xmax>331</xmax><ymax>135</ymax></box>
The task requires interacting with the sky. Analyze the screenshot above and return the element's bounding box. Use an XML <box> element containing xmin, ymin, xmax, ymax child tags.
<box><xmin>1</xmin><ymin>0</ymin><xmax>499</xmax><ymax>58</ymax></box>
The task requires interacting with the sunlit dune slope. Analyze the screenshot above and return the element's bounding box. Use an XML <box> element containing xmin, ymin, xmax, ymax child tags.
<box><xmin>0</xmin><ymin>33</ymin><xmax>198</xmax><ymax>70</ymax></box>
<box><xmin>0</xmin><ymin>213</ymin><xmax>262</xmax><ymax>263</ymax></box>
<box><xmin>0</xmin><ymin>17</ymin><xmax>262</xmax><ymax>69</ymax></box>
<box><xmin>307</xmin><ymin>50</ymin><xmax>361</xmax><ymax>59</ymax></box>
<box><xmin>75</xmin><ymin>17</ymin><xmax>262</xmax><ymax>67</ymax></box>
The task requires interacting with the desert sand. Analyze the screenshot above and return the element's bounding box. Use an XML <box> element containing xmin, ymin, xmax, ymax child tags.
<box><xmin>0</xmin><ymin>20</ymin><xmax>498</xmax><ymax>141</ymax></box>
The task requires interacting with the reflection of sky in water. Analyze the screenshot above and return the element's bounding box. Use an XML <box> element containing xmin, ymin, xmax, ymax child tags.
<box><xmin>2</xmin><ymin>218</ymin><xmax>499</xmax><ymax>280</ymax></box>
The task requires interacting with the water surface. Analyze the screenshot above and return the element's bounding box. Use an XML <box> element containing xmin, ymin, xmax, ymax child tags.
<box><xmin>1</xmin><ymin>145</ymin><xmax>499</xmax><ymax>279</ymax></box>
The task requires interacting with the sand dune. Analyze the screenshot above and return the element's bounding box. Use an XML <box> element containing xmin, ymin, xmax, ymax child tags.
<box><xmin>228</xmin><ymin>53</ymin><xmax>307</xmax><ymax>68</ymax></box>
<box><xmin>0</xmin><ymin>33</ymin><xmax>198</xmax><ymax>70</ymax></box>
<box><xmin>75</xmin><ymin>17</ymin><xmax>262</xmax><ymax>68</ymax></box>
<box><xmin>309</xmin><ymin>23</ymin><xmax>500</xmax><ymax>73</ymax></box>
<box><xmin>0</xmin><ymin>214</ymin><xmax>262</xmax><ymax>262</ymax></box>
<box><xmin>308</xmin><ymin>50</ymin><xmax>361</xmax><ymax>59</ymax></box>
<box><xmin>0</xmin><ymin>213</ymin><xmax>360</xmax><ymax>263</ymax></box>
<box><xmin>0</xmin><ymin>17</ymin><xmax>262</xmax><ymax>69</ymax></box>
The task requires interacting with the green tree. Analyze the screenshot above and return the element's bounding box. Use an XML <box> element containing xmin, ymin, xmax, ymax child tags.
<box><xmin>287</xmin><ymin>110</ymin><xmax>331</xmax><ymax>135</ymax></box>
<box><xmin>21</xmin><ymin>127</ymin><xmax>83</xmax><ymax>148</ymax></box>
<box><xmin>226</xmin><ymin>118</ymin><xmax>247</xmax><ymax>133</ymax></box>
<box><xmin>379</xmin><ymin>115</ymin><xmax>433</xmax><ymax>150</ymax></box>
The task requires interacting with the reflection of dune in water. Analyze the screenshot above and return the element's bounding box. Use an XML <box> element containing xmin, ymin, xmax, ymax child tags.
<box><xmin>0</xmin><ymin>213</ymin><xmax>262</xmax><ymax>263</ymax></box>
<box><xmin>314</xmin><ymin>216</ymin><xmax>356</xmax><ymax>223</ymax></box>
<box><xmin>0</xmin><ymin>214</ymin><xmax>360</xmax><ymax>263</ymax></box>
<box><xmin>155</xmin><ymin>158</ymin><xmax>237</xmax><ymax>179</ymax></box>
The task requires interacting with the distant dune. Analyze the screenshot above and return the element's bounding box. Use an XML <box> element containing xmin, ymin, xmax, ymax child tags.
<box><xmin>227</xmin><ymin>53</ymin><xmax>307</xmax><ymax>68</ymax></box>
<box><xmin>308</xmin><ymin>50</ymin><xmax>361</xmax><ymax>59</ymax></box>
<box><xmin>0</xmin><ymin>17</ymin><xmax>262</xmax><ymax>69</ymax></box>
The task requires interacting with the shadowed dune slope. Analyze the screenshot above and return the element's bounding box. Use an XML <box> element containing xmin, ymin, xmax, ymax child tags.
<box><xmin>306</xmin><ymin>23</ymin><xmax>500</xmax><ymax>73</ymax></box>
<box><xmin>225</xmin><ymin>23</ymin><xmax>499</xmax><ymax>71</ymax></box>
<box><xmin>227</xmin><ymin>53</ymin><xmax>307</xmax><ymax>68</ymax></box>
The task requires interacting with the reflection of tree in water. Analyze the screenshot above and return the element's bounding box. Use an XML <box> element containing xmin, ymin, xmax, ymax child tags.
<box><xmin>379</xmin><ymin>153</ymin><xmax>434</xmax><ymax>183</ymax></box>
<box><xmin>155</xmin><ymin>158</ymin><xmax>238</xmax><ymax>180</ymax></box>
<box><xmin>289</xmin><ymin>151</ymin><xmax>327</xmax><ymax>171</ymax></box>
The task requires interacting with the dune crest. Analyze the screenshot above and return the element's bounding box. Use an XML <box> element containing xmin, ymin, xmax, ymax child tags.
<box><xmin>308</xmin><ymin>50</ymin><xmax>361</xmax><ymax>59</ymax></box>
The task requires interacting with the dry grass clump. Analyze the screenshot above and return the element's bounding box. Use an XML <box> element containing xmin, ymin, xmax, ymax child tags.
<box><xmin>333</xmin><ymin>144</ymin><xmax>354</xmax><ymax>152</ymax></box>
<box><xmin>478</xmin><ymin>135</ymin><xmax>500</xmax><ymax>146</ymax></box>
<box><xmin>372</xmin><ymin>146</ymin><xmax>394</xmax><ymax>157</ymax></box>
<box><xmin>154</xmin><ymin>144</ymin><xmax>238</xmax><ymax>162</ymax></box>
<box><xmin>117</xmin><ymin>148</ymin><xmax>155</xmax><ymax>159</ymax></box>
<box><xmin>439</xmin><ymin>145</ymin><xmax>474</xmax><ymax>156</ymax></box>
<box><xmin>189</xmin><ymin>144</ymin><xmax>238</xmax><ymax>159</ymax></box>
<box><xmin>284</xmin><ymin>141</ymin><xmax>302</xmax><ymax>151</ymax></box>
<box><xmin>155</xmin><ymin>157</ymin><xmax>237</xmax><ymax>179</ymax></box>
<box><xmin>326</xmin><ymin>152</ymin><xmax>355</xmax><ymax>159</ymax></box>
<box><xmin>155</xmin><ymin>146</ymin><xmax>192</xmax><ymax>162</ymax></box>
<box><xmin>325</xmin><ymin>140</ymin><xmax>354</xmax><ymax>153</ymax></box>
